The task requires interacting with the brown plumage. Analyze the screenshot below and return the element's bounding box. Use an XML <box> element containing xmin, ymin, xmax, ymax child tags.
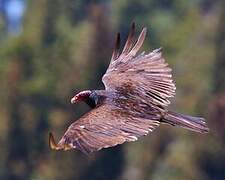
<box><xmin>49</xmin><ymin>23</ymin><xmax>209</xmax><ymax>154</ymax></box>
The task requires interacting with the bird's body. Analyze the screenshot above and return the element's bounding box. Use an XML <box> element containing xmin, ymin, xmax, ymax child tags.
<box><xmin>49</xmin><ymin>23</ymin><xmax>209</xmax><ymax>154</ymax></box>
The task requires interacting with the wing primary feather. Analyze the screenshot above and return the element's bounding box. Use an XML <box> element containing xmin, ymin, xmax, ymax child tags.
<box><xmin>72</xmin><ymin>139</ymin><xmax>89</xmax><ymax>154</ymax></box>
<box><xmin>129</xmin><ymin>27</ymin><xmax>147</xmax><ymax>57</ymax></box>
<box><xmin>82</xmin><ymin>130</ymin><xmax>106</xmax><ymax>147</ymax></box>
<box><xmin>122</xmin><ymin>22</ymin><xmax>135</xmax><ymax>54</ymax></box>
<box><xmin>111</xmin><ymin>33</ymin><xmax>121</xmax><ymax>61</ymax></box>
<box><xmin>75</xmin><ymin>130</ymin><xmax>95</xmax><ymax>153</ymax></box>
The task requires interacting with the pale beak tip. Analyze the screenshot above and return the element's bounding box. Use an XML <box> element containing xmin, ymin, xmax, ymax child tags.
<box><xmin>71</xmin><ymin>97</ymin><xmax>76</xmax><ymax>104</ymax></box>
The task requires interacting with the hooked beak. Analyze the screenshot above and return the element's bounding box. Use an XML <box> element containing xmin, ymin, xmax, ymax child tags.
<box><xmin>71</xmin><ymin>96</ymin><xmax>77</xmax><ymax>104</ymax></box>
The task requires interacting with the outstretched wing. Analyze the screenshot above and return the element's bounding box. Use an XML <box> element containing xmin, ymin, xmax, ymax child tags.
<box><xmin>102</xmin><ymin>23</ymin><xmax>176</xmax><ymax>107</ymax></box>
<box><xmin>49</xmin><ymin>103</ymin><xmax>160</xmax><ymax>154</ymax></box>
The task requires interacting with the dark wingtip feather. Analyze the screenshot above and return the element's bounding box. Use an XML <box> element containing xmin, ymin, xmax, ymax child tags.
<box><xmin>131</xmin><ymin>22</ymin><xmax>135</xmax><ymax>35</ymax></box>
<box><xmin>129</xmin><ymin>21</ymin><xmax>135</xmax><ymax>36</ymax></box>
<box><xmin>115</xmin><ymin>32</ymin><xmax>121</xmax><ymax>50</ymax></box>
<box><xmin>111</xmin><ymin>32</ymin><xmax>121</xmax><ymax>61</ymax></box>
<box><xmin>129</xmin><ymin>27</ymin><xmax>147</xmax><ymax>56</ymax></box>
<box><xmin>122</xmin><ymin>22</ymin><xmax>136</xmax><ymax>54</ymax></box>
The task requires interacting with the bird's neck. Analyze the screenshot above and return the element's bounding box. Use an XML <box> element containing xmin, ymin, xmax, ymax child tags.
<box><xmin>84</xmin><ymin>97</ymin><xmax>97</xmax><ymax>108</ymax></box>
<box><xmin>84</xmin><ymin>90</ymin><xmax>108</xmax><ymax>108</ymax></box>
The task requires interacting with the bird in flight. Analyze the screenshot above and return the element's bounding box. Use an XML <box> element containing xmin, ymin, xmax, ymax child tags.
<box><xmin>49</xmin><ymin>23</ymin><xmax>209</xmax><ymax>154</ymax></box>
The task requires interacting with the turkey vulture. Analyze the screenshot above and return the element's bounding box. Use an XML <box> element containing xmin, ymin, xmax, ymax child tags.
<box><xmin>49</xmin><ymin>23</ymin><xmax>209</xmax><ymax>154</ymax></box>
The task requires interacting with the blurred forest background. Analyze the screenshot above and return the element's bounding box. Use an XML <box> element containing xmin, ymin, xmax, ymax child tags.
<box><xmin>0</xmin><ymin>0</ymin><xmax>225</xmax><ymax>179</ymax></box>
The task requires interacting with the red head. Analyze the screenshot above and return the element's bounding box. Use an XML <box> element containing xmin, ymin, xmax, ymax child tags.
<box><xmin>71</xmin><ymin>90</ymin><xmax>92</xmax><ymax>104</ymax></box>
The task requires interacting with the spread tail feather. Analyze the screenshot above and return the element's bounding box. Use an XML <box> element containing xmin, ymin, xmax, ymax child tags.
<box><xmin>163</xmin><ymin>111</ymin><xmax>209</xmax><ymax>133</ymax></box>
